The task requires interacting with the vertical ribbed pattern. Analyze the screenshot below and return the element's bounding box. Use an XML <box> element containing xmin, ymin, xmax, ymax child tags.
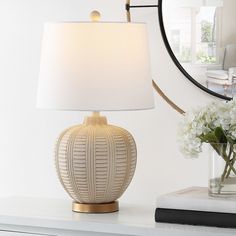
<box><xmin>55</xmin><ymin>121</ymin><xmax>137</xmax><ymax>204</ymax></box>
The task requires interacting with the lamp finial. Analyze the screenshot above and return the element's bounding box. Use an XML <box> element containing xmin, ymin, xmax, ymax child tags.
<box><xmin>90</xmin><ymin>10</ymin><xmax>101</xmax><ymax>22</ymax></box>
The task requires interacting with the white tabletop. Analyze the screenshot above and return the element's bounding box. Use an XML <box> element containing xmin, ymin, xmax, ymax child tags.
<box><xmin>0</xmin><ymin>197</ymin><xmax>235</xmax><ymax>236</ymax></box>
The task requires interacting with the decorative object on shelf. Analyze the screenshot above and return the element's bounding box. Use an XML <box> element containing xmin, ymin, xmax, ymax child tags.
<box><xmin>178</xmin><ymin>99</ymin><xmax>236</xmax><ymax>196</ymax></box>
<box><xmin>37</xmin><ymin>11</ymin><xmax>154</xmax><ymax>213</ymax></box>
<box><xmin>155</xmin><ymin>187</ymin><xmax>236</xmax><ymax>228</ymax></box>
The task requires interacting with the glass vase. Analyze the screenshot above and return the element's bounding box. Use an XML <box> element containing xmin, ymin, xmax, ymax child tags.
<box><xmin>209</xmin><ymin>143</ymin><xmax>236</xmax><ymax>197</ymax></box>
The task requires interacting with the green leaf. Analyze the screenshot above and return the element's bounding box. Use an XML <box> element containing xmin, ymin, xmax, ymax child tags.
<box><xmin>201</xmin><ymin>131</ymin><xmax>218</xmax><ymax>143</ymax></box>
<box><xmin>214</xmin><ymin>127</ymin><xmax>227</xmax><ymax>144</ymax></box>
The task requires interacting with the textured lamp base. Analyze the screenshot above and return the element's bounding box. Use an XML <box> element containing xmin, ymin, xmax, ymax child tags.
<box><xmin>72</xmin><ymin>201</ymin><xmax>119</xmax><ymax>213</ymax></box>
<box><xmin>55</xmin><ymin>112</ymin><xmax>137</xmax><ymax>213</ymax></box>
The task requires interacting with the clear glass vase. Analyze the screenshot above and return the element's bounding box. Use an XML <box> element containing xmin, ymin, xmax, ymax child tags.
<box><xmin>209</xmin><ymin>143</ymin><xmax>236</xmax><ymax>197</ymax></box>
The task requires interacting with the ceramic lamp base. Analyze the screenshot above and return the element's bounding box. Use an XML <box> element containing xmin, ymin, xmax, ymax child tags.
<box><xmin>55</xmin><ymin>112</ymin><xmax>137</xmax><ymax>213</ymax></box>
<box><xmin>72</xmin><ymin>201</ymin><xmax>119</xmax><ymax>213</ymax></box>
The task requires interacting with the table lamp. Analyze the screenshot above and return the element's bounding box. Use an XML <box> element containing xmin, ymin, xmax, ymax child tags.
<box><xmin>37</xmin><ymin>11</ymin><xmax>154</xmax><ymax>213</ymax></box>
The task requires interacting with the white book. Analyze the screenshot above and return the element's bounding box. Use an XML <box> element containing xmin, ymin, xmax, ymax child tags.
<box><xmin>156</xmin><ymin>187</ymin><xmax>236</xmax><ymax>214</ymax></box>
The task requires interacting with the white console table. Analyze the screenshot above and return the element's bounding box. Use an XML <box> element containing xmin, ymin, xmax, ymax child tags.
<box><xmin>0</xmin><ymin>197</ymin><xmax>235</xmax><ymax>236</ymax></box>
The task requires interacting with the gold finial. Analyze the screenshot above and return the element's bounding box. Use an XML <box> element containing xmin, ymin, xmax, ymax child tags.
<box><xmin>90</xmin><ymin>10</ymin><xmax>101</xmax><ymax>22</ymax></box>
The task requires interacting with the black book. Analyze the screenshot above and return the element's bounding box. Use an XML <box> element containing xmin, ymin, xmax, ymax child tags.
<box><xmin>155</xmin><ymin>187</ymin><xmax>236</xmax><ymax>228</ymax></box>
<box><xmin>155</xmin><ymin>208</ymin><xmax>236</xmax><ymax>228</ymax></box>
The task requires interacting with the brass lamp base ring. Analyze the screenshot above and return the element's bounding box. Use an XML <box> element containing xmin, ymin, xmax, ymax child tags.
<box><xmin>72</xmin><ymin>201</ymin><xmax>119</xmax><ymax>213</ymax></box>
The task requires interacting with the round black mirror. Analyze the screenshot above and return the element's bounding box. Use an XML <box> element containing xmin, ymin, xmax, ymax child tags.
<box><xmin>158</xmin><ymin>0</ymin><xmax>236</xmax><ymax>100</ymax></box>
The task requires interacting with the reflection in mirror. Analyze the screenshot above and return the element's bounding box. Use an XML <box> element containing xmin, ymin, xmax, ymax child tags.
<box><xmin>163</xmin><ymin>0</ymin><xmax>236</xmax><ymax>97</ymax></box>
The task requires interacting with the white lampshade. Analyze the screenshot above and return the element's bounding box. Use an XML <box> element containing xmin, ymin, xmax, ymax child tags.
<box><xmin>37</xmin><ymin>22</ymin><xmax>154</xmax><ymax>111</ymax></box>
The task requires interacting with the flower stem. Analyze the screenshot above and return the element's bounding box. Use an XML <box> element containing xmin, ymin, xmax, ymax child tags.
<box><xmin>211</xmin><ymin>144</ymin><xmax>236</xmax><ymax>175</ymax></box>
<box><xmin>221</xmin><ymin>161</ymin><xmax>230</xmax><ymax>183</ymax></box>
<box><xmin>226</xmin><ymin>153</ymin><xmax>236</xmax><ymax>178</ymax></box>
<box><xmin>222</xmin><ymin>150</ymin><xmax>236</xmax><ymax>176</ymax></box>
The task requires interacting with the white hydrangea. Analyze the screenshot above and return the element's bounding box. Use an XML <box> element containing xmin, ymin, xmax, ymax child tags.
<box><xmin>178</xmin><ymin>98</ymin><xmax>236</xmax><ymax>158</ymax></box>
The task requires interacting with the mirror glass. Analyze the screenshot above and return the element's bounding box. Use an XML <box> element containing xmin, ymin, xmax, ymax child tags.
<box><xmin>162</xmin><ymin>0</ymin><xmax>236</xmax><ymax>98</ymax></box>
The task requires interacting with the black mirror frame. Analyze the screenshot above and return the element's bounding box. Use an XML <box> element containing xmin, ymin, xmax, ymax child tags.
<box><xmin>158</xmin><ymin>0</ymin><xmax>231</xmax><ymax>101</ymax></box>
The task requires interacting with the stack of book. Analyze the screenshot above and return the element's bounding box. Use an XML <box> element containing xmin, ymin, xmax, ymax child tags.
<box><xmin>155</xmin><ymin>187</ymin><xmax>236</xmax><ymax>228</ymax></box>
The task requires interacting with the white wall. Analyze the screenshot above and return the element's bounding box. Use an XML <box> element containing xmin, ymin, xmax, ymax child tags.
<box><xmin>221</xmin><ymin>0</ymin><xmax>236</xmax><ymax>46</ymax></box>
<box><xmin>0</xmin><ymin>0</ymin><xmax>219</xmax><ymax>207</ymax></box>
